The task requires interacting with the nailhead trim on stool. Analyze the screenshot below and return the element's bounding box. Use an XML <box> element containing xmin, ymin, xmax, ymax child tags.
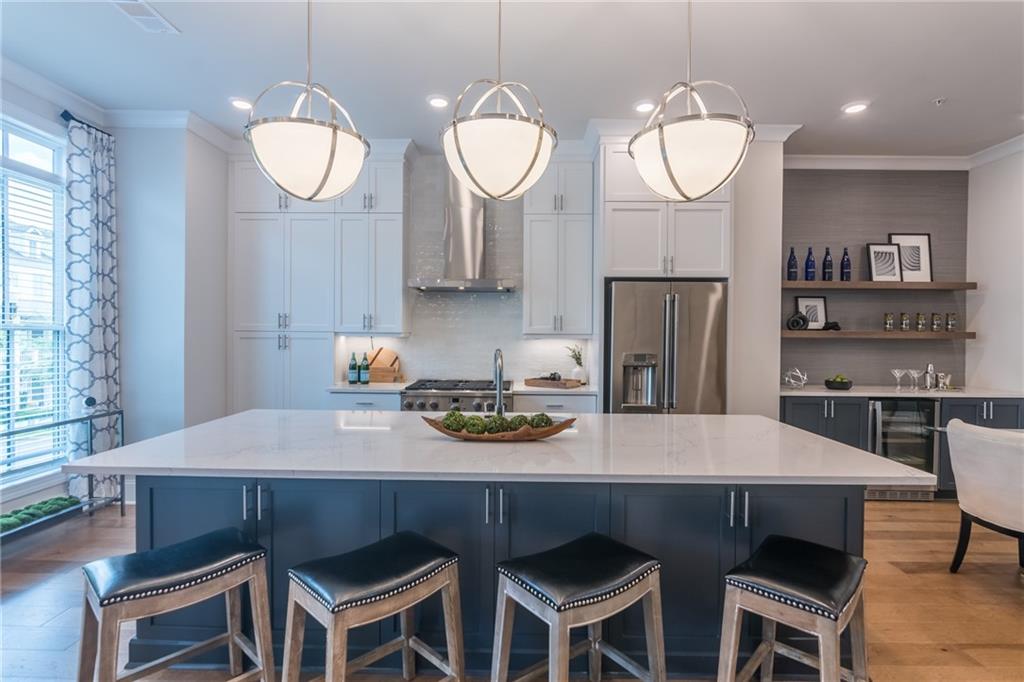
<box><xmin>497</xmin><ymin>563</ymin><xmax>662</xmax><ymax>612</ymax></box>
<box><xmin>288</xmin><ymin>557</ymin><xmax>460</xmax><ymax>613</ymax></box>
<box><xmin>724</xmin><ymin>577</ymin><xmax>858</xmax><ymax>620</ymax></box>
<box><xmin>94</xmin><ymin>552</ymin><xmax>266</xmax><ymax>607</ymax></box>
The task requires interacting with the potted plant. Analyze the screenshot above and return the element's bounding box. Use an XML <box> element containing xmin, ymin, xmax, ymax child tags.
<box><xmin>567</xmin><ymin>344</ymin><xmax>587</xmax><ymax>384</ymax></box>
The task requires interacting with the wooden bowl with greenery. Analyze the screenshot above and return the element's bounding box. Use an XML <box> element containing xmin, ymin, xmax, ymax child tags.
<box><xmin>422</xmin><ymin>412</ymin><xmax>576</xmax><ymax>442</ymax></box>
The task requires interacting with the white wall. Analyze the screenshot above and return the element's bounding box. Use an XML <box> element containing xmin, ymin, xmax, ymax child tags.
<box><xmin>965</xmin><ymin>150</ymin><xmax>1024</xmax><ymax>391</ymax></box>
<box><xmin>728</xmin><ymin>142</ymin><xmax>785</xmax><ymax>418</ymax></box>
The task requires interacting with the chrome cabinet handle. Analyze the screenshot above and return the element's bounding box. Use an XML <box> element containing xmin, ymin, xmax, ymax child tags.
<box><xmin>545</xmin><ymin>404</ymin><xmax>565</xmax><ymax>409</ymax></box>
<box><xmin>823</xmin><ymin>400</ymin><xmax>828</xmax><ymax>419</ymax></box>
<box><xmin>276</xmin><ymin>334</ymin><xmax>282</xmax><ymax>350</ymax></box>
<box><xmin>362</xmin><ymin>193</ymin><xmax>367</xmax><ymax>210</ymax></box>
<box><xmin>362</xmin><ymin>313</ymin><xmax>367</xmax><ymax>330</ymax></box>
<box><xmin>668</xmin><ymin>255</ymin><xmax>674</xmax><ymax>273</ymax></box>
<box><xmin>355</xmin><ymin>401</ymin><xmax>374</xmax><ymax>406</ymax></box>
<box><xmin>554</xmin><ymin>194</ymin><xmax>558</xmax><ymax>212</ymax></box>
<box><xmin>498</xmin><ymin>487</ymin><xmax>504</xmax><ymax>524</ymax></box>
<box><xmin>256</xmin><ymin>484</ymin><xmax>263</xmax><ymax>521</ymax></box>
<box><xmin>367</xmin><ymin>313</ymin><xmax>373</xmax><ymax>329</ymax></box>
<box><xmin>277</xmin><ymin>312</ymin><xmax>283</xmax><ymax>329</ymax></box>
<box><xmin>242</xmin><ymin>484</ymin><xmax>248</xmax><ymax>521</ymax></box>
<box><xmin>553</xmin><ymin>314</ymin><xmax>557</xmax><ymax>331</ymax></box>
<box><xmin>283</xmin><ymin>313</ymin><xmax>289</xmax><ymax>328</ymax></box>
<box><xmin>830</xmin><ymin>400</ymin><xmax>835</xmax><ymax>419</ymax></box>
<box><xmin>743</xmin><ymin>491</ymin><xmax>750</xmax><ymax>528</ymax></box>
<box><xmin>485</xmin><ymin>487</ymin><xmax>490</xmax><ymax>525</ymax></box>
<box><xmin>283</xmin><ymin>335</ymin><xmax>289</xmax><ymax>350</ymax></box>
<box><xmin>981</xmin><ymin>401</ymin><xmax>987</xmax><ymax>420</ymax></box>
<box><xmin>278</xmin><ymin>194</ymin><xmax>282</xmax><ymax>211</ymax></box>
<box><xmin>728</xmin><ymin>490</ymin><xmax>735</xmax><ymax>528</ymax></box>
<box><xmin>284</xmin><ymin>195</ymin><xmax>290</xmax><ymax>209</ymax></box>
<box><xmin>559</xmin><ymin>194</ymin><xmax>564</xmax><ymax>211</ymax></box>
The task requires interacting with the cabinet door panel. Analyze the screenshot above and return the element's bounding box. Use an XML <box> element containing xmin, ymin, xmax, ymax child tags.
<box><xmin>558</xmin><ymin>162</ymin><xmax>593</xmax><ymax>214</ymax></box>
<box><xmin>369</xmin><ymin>162</ymin><xmax>404</xmax><ymax>213</ymax></box>
<box><xmin>336</xmin><ymin>215</ymin><xmax>371</xmax><ymax>332</ymax></box>
<box><xmin>603</xmin><ymin>145</ymin><xmax>731</xmax><ymax>203</ymax></box>
<box><xmin>827</xmin><ymin>398</ymin><xmax>869</xmax><ymax>450</ymax></box>
<box><xmin>370</xmin><ymin>215</ymin><xmax>405</xmax><ymax>333</ymax></box>
<box><xmin>668</xmin><ymin>204</ymin><xmax>730</xmax><ymax>277</ymax></box>
<box><xmin>522</xmin><ymin>164</ymin><xmax>558</xmax><ymax>215</ymax></box>
<box><xmin>232</xmin><ymin>215</ymin><xmax>285</xmax><ymax>330</ymax></box>
<box><xmin>559</xmin><ymin>215</ymin><xmax>593</xmax><ymax>334</ymax></box>
<box><xmin>604</xmin><ymin>203</ymin><xmax>668</xmax><ymax>277</ymax></box>
<box><xmin>232</xmin><ymin>333</ymin><xmax>284</xmax><ymax>411</ymax></box>
<box><xmin>522</xmin><ymin>215</ymin><xmax>559</xmax><ymax>333</ymax></box>
<box><xmin>335</xmin><ymin>166</ymin><xmax>370</xmax><ymax>213</ymax></box>
<box><xmin>987</xmin><ymin>399</ymin><xmax>1024</xmax><ymax>429</ymax></box>
<box><xmin>938</xmin><ymin>399</ymin><xmax>983</xmax><ymax>491</ymax></box>
<box><xmin>285</xmin><ymin>193</ymin><xmax>335</xmax><ymax>213</ymax></box>
<box><xmin>233</xmin><ymin>160</ymin><xmax>282</xmax><ymax>213</ymax></box>
<box><xmin>286</xmin><ymin>215</ymin><xmax>335</xmax><ymax>331</ymax></box>
<box><xmin>285</xmin><ymin>333</ymin><xmax>334</xmax><ymax>409</ymax></box>
<box><xmin>781</xmin><ymin>397</ymin><xmax>828</xmax><ymax>437</ymax></box>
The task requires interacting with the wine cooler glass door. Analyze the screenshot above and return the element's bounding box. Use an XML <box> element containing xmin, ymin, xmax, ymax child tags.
<box><xmin>875</xmin><ymin>399</ymin><xmax>938</xmax><ymax>474</ymax></box>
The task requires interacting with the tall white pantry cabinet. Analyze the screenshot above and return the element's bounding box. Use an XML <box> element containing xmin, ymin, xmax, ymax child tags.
<box><xmin>228</xmin><ymin>143</ymin><xmax>411</xmax><ymax>411</ymax></box>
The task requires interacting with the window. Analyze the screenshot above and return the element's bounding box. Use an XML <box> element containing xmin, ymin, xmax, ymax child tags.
<box><xmin>1</xmin><ymin>121</ymin><xmax>66</xmax><ymax>483</ymax></box>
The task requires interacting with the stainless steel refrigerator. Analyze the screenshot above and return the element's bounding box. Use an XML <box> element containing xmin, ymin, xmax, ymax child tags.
<box><xmin>605</xmin><ymin>280</ymin><xmax>727</xmax><ymax>414</ymax></box>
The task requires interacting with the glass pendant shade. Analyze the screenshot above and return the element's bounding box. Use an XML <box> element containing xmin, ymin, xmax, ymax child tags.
<box><xmin>629</xmin><ymin>81</ymin><xmax>754</xmax><ymax>202</ymax></box>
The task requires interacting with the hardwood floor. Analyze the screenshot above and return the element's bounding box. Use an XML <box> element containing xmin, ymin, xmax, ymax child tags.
<box><xmin>1</xmin><ymin>501</ymin><xmax>1020</xmax><ymax>681</ymax></box>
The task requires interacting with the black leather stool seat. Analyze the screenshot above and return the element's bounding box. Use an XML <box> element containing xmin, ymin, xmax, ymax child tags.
<box><xmin>82</xmin><ymin>527</ymin><xmax>267</xmax><ymax>607</ymax></box>
<box><xmin>725</xmin><ymin>535</ymin><xmax>867</xmax><ymax>620</ymax></box>
<box><xmin>496</xmin><ymin>532</ymin><xmax>660</xmax><ymax>612</ymax></box>
<box><xmin>288</xmin><ymin>531</ymin><xmax>458</xmax><ymax>613</ymax></box>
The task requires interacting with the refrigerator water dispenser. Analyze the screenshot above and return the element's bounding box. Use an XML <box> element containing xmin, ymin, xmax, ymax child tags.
<box><xmin>622</xmin><ymin>353</ymin><xmax>658</xmax><ymax>409</ymax></box>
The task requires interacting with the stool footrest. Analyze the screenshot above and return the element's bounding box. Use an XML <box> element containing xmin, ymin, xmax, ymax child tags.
<box><xmin>736</xmin><ymin>641</ymin><xmax>773</xmax><ymax>682</ymax></box>
<box><xmin>408</xmin><ymin>635</ymin><xmax>454</xmax><ymax>676</ymax></box>
<box><xmin>511</xmin><ymin>640</ymin><xmax>592</xmax><ymax>682</ymax></box>
<box><xmin>347</xmin><ymin>635</ymin><xmax>405</xmax><ymax>674</ymax></box>
<box><xmin>226</xmin><ymin>670</ymin><xmax>264</xmax><ymax>682</ymax></box>
<box><xmin>771</xmin><ymin>641</ymin><xmax>857</xmax><ymax>682</ymax></box>
<box><xmin>116</xmin><ymin>632</ymin><xmax>230</xmax><ymax>682</ymax></box>
<box><xmin>597</xmin><ymin>640</ymin><xmax>652</xmax><ymax>682</ymax></box>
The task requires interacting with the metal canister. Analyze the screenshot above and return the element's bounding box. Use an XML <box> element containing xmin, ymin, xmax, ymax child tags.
<box><xmin>946</xmin><ymin>312</ymin><xmax>958</xmax><ymax>332</ymax></box>
<box><xmin>883</xmin><ymin>312</ymin><xmax>895</xmax><ymax>331</ymax></box>
<box><xmin>931</xmin><ymin>313</ymin><xmax>943</xmax><ymax>332</ymax></box>
<box><xmin>916</xmin><ymin>313</ymin><xmax>927</xmax><ymax>332</ymax></box>
<box><xmin>899</xmin><ymin>313</ymin><xmax>911</xmax><ymax>331</ymax></box>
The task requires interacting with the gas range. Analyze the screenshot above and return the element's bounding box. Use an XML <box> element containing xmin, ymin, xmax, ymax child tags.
<box><xmin>401</xmin><ymin>379</ymin><xmax>514</xmax><ymax>412</ymax></box>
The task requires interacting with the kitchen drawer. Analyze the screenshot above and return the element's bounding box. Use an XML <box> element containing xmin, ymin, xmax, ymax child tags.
<box><xmin>326</xmin><ymin>392</ymin><xmax>402</xmax><ymax>411</ymax></box>
<box><xmin>514</xmin><ymin>393</ymin><xmax>599</xmax><ymax>414</ymax></box>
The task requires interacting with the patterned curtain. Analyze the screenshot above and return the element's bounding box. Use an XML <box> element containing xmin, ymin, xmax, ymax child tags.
<box><xmin>65</xmin><ymin>121</ymin><xmax>120</xmax><ymax>468</ymax></box>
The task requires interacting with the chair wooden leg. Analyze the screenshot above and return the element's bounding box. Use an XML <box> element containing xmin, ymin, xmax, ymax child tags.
<box><xmin>440</xmin><ymin>566</ymin><xmax>465</xmax><ymax>682</ymax></box>
<box><xmin>949</xmin><ymin>510</ymin><xmax>972</xmax><ymax>573</ymax></box>
<box><xmin>1018</xmin><ymin>536</ymin><xmax>1023</xmax><ymax>570</ymax></box>
<box><xmin>400</xmin><ymin>607</ymin><xmax>417</xmax><ymax>681</ymax></box>
<box><xmin>77</xmin><ymin>595</ymin><xmax>99</xmax><ymax>682</ymax></box>
<box><xmin>817</xmin><ymin>621</ymin><xmax>841</xmax><ymax>682</ymax></box>
<box><xmin>226</xmin><ymin>585</ymin><xmax>244</xmax><ymax>676</ymax></box>
<box><xmin>642</xmin><ymin>578</ymin><xmax>667</xmax><ymax>682</ymax></box>
<box><xmin>491</xmin><ymin>576</ymin><xmax>516</xmax><ymax>682</ymax></box>
<box><xmin>281</xmin><ymin>589</ymin><xmax>307</xmax><ymax>682</ymax></box>
<box><xmin>716</xmin><ymin>586</ymin><xmax>743</xmax><ymax>682</ymax></box>
<box><xmin>249</xmin><ymin>568</ymin><xmax>277</xmax><ymax>682</ymax></box>
<box><xmin>587</xmin><ymin>621</ymin><xmax>603</xmax><ymax>682</ymax></box>
<box><xmin>547</xmin><ymin>617</ymin><xmax>570</xmax><ymax>682</ymax></box>
<box><xmin>849</xmin><ymin>597</ymin><xmax>869</xmax><ymax>682</ymax></box>
<box><xmin>760</xmin><ymin>618</ymin><xmax>776</xmax><ymax>682</ymax></box>
<box><xmin>94</xmin><ymin>610</ymin><xmax>120</xmax><ymax>682</ymax></box>
<box><xmin>325</xmin><ymin>617</ymin><xmax>349</xmax><ymax>682</ymax></box>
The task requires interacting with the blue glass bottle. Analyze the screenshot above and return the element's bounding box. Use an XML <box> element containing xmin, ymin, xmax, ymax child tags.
<box><xmin>822</xmin><ymin>247</ymin><xmax>834</xmax><ymax>281</ymax></box>
<box><xmin>840</xmin><ymin>247</ymin><xmax>852</xmax><ymax>281</ymax></box>
<box><xmin>786</xmin><ymin>247</ymin><xmax>799</xmax><ymax>281</ymax></box>
<box><xmin>804</xmin><ymin>247</ymin><xmax>816</xmax><ymax>281</ymax></box>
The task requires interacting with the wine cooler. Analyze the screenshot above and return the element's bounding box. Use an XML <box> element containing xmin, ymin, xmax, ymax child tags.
<box><xmin>867</xmin><ymin>398</ymin><xmax>940</xmax><ymax>500</ymax></box>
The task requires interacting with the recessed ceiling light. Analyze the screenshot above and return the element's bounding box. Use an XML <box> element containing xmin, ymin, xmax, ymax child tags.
<box><xmin>842</xmin><ymin>102</ymin><xmax>869</xmax><ymax>115</ymax></box>
<box><xmin>634</xmin><ymin>100</ymin><xmax>656</xmax><ymax>114</ymax></box>
<box><xmin>230</xmin><ymin>97</ymin><xmax>252</xmax><ymax>111</ymax></box>
<box><xmin>427</xmin><ymin>95</ymin><xmax>449</xmax><ymax>109</ymax></box>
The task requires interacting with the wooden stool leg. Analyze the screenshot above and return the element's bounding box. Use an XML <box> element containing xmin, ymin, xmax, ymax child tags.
<box><xmin>94</xmin><ymin>610</ymin><xmax>120</xmax><ymax>682</ymax></box>
<box><xmin>587</xmin><ymin>621</ymin><xmax>603</xmax><ymax>682</ymax></box>
<box><xmin>400</xmin><ymin>608</ymin><xmax>417</xmax><ymax>681</ymax></box>
<box><xmin>849</xmin><ymin>597</ymin><xmax>869</xmax><ymax>682</ymax></box>
<box><xmin>226</xmin><ymin>585</ymin><xmax>243</xmax><ymax>676</ymax></box>
<box><xmin>325</xmin><ymin>616</ymin><xmax>349</xmax><ymax>682</ymax></box>
<box><xmin>282</xmin><ymin>588</ymin><xmax>307</xmax><ymax>682</ymax></box>
<box><xmin>642</xmin><ymin>577</ymin><xmax>667</xmax><ymax>682</ymax></box>
<box><xmin>817</xmin><ymin>620</ymin><xmax>841</xmax><ymax>682</ymax></box>
<box><xmin>491</xmin><ymin>576</ymin><xmax>516</xmax><ymax>682</ymax></box>
<box><xmin>716</xmin><ymin>586</ymin><xmax>744</xmax><ymax>682</ymax></box>
<box><xmin>77</xmin><ymin>595</ymin><xmax>99</xmax><ymax>682</ymax></box>
<box><xmin>547</xmin><ymin>616</ymin><xmax>570</xmax><ymax>682</ymax></box>
<box><xmin>760</xmin><ymin>618</ymin><xmax>776</xmax><ymax>682</ymax></box>
<box><xmin>440</xmin><ymin>565</ymin><xmax>466</xmax><ymax>682</ymax></box>
<box><xmin>249</xmin><ymin>567</ymin><xmax>277</xmax><ymax>682</ymax></box>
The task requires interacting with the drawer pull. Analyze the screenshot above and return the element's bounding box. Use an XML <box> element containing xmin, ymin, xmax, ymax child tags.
<box><xmin>355</xmin><ymin>401</ymin><xmax>375</xmax><ymax>407</ymax></box>
<box><xmin>545</xmin><ymin>403</ymin><xmax>565</xmax><ymax>409</ymax></box>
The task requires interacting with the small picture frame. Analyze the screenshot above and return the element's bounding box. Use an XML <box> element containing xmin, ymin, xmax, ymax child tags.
<box><xmin>796</xmin><ymin>296</ymin><xmax>828</xmax><ymax>330</ymax></box>
<box><xmin>889</xmin><ymin>233</ymin><xmax>933</xmax><ymax>282</ymax></box>
<box><xmin>867</xmin><ymin>243</ymin><xmax>903</xmax><ymax>282</ymax></box>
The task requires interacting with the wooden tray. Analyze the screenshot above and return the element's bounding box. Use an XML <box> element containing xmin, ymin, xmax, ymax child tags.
<box><xmin>422</xmin><ymin>416</ymin><xmax>576</xmax><ymax>442</ymax></box>
<box><xmin>523</xmin><ymin>378</ymin><xmax>583</xmax><ymax>390</ymax></box>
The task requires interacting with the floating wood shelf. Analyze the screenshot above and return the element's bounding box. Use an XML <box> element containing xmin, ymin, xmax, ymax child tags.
<box><xmin>781</xmin><ymin>281</ymin><xmax>977</xmax><ymax>291</ymax></box>
<box><xmin>782</xmin><ymin>330</ymin><xmax>976</xmax><ymax>340</ymax></box>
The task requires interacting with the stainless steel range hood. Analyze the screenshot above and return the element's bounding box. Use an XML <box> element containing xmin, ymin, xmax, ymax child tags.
<box><xmin>407</xmin><ymin>170</ymin><xmax>516</xmax><ymax>292</ymax></box>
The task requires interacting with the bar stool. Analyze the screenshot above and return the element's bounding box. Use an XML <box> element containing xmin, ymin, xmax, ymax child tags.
<box><xmin>282</xmin><ymin>531</ymin><xmax>464</xmax><ymax>682</ymax></box>
<box><xmin>77</xmin><ymin>527</ymin><xmax>274</xmax><ymax>682</ymax></box>
<box><xmin>491</xmin><ymin>532</ymin><xmax>666</xmax><ymax>682</ymax></box>
<box><xmin>716</xmin><ymin>535</ymin><xmax>869</xmax><ymax>682</ymax></box>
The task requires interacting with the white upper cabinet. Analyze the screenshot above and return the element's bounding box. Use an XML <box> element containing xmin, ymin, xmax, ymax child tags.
<box><xmin>232</xmin><ymin>159</ymin><xmax>333</xmax><ymax>213</ymax></box>
<box><xmin>335</xmin><ymin>161</ymin><xmax>404</xmax><ymax>213</ymax></box>
<box><xmin>336</xmin><ymin>214</ymin><xmax>407</xmax><ymax>335</ymax></box>
<box><xmin>285</xmin><ymin>215</ymin><xmax>336</xmax><ymax>331</ymax></box>
<box><xmin>558</xmin><ymin>214</ymin><xmax>594</xmax><ymax>334</ymax></box>
<box><xmin>522</xmin><ymin>214</ymin><xmax>593</xmax><ymax>335</ymax></box>
<box><xmin>603</xmin><ymin>144</ymin><xmax>731</xmax><ymax>203</ymax></box>
<box><xmin>369</xmin><ymin>215</ymin><xmax>405</xmax><ymax>333</ymax></box>
<box><xmin>232</xmin><ymin>332</ymin><xmax>285</xmax><ymax>411</ymax></box>
<box><xmin>522</xmin><ymin>215</ymin><xmax>560</xmax><ymax>333</ymax></box>
<box><xmin>523</xmin><ymin>161</ymin><xmax>593</xmax><ymax>214</ymax></box>
<box><xmin>604</xmin><ymin>203</ymin><xmax>669</xmax><ymax>277</ymax></box>
<box><xmin>668</xmin><ymin>203</ymin><xmax>731</xmax><ymax>277</ymax></box>
<box><xmin>336</xmin><ymin>216</ymin><xmax>371</xmax><ymax>332</ymax></box>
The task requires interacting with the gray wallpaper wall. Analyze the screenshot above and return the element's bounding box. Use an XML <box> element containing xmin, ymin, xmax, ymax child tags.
<box><xmin>780</xmin><ymin>170</ymin><xmax>969</xmax><ymax>385</ymax></box>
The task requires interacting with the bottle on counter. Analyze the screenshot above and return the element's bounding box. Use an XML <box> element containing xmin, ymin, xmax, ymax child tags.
<box><xmin>804</xmin><ymin>247</ymin><xmax>816</xmax><ymax>281</ymax></box>
<box><xmin>840</xmin><ymin>247</ymin><xmax>852</xmax><ymax>281</ymax></box>
<box><xmin>786</xmin><ymin>247</ymin><xmax>799</xmax><ymax>281</ymax></box>
<box><xmin>348</xmin><ymin>353</ymin><xmax>359</xmax><ymax>384</ymax></box>
<box><xmin>358</xmin><ymin>352</ymin><xmax>370</xmax><ymax>384</ymax></box>
<box><xmin>822</xmin><ymin>247</ymin><xmax>834</xmax><ymax>281</ymax></box>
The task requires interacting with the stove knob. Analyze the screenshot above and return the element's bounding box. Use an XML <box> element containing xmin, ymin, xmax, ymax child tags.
<box><xmin>402</xmin><ymin>399</ymin><xmax>414</xmax><ymax>410</ymax></box>
<box><xmin>472</xmin><ymin>400</ymin><xmax>484</xmax><ymax>412</ymax></box>
<box><xmin>416</xmin><ymin>400</ymin><xmax>427</xmax><ymax>410</ymax></box>
<box><xmin>428</xmin><ymin>400</ymin><xmax>440</xmax><ymax>411</ymax></box>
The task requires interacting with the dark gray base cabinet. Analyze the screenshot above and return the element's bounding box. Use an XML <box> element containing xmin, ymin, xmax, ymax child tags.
<box><xmin>132</xmin><ymin>477</ymin><xmax>863</xmax><ymax>676</ymax></box>
<box><xmin>781</xmin><ymin>396</ymin><xmax>870</xmax><ymax>450</ymax></box>
<box><xmin>937</xmin><ymin>399</ymin><xmax>1024</xmax><ymax>491</ymax></box>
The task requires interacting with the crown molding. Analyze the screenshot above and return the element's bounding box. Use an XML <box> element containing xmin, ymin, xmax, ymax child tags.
<box><xmin>185</xmin><ymin>113</ymin><xmax>236</xmax><ymax>153</ymax></box>
<box><xmin>755</xmin><ymin>124</ymin><xmax>803</xmax><ymax>143</ymax></box>
<box><xmin>1</xmin><ymin>57</ymin><xmax>106</xmax><ymax>127</ymax></box>
<box><xmin>584</xmin><ymin>119</ymin><xmax>801</xmax><ymax>149</ymax></box>
<box><xmin>969</xmin><ymin>135</ymin><xmax>1023</xmax><ymax>168</ymax></box>
<box><xmin>784</xmin><ymin>155</ymin><xmax>971</xmax><ymax>171</ymax></box>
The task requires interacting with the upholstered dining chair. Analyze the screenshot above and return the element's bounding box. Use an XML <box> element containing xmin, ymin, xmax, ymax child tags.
<box><xmin>946</xmin><ymin>419</ymin><xmax>1024</xmax><ymax>573</ymax></box>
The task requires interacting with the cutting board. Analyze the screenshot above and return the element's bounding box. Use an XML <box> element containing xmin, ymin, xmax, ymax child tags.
<box><xmin>368</xmin><ymin>347</ymin><xmax>402</xmax><ymax>383</ymax></box>
<box><xmin>524</xmin><ymin>378</ymin><xmax>583</xmax><ymax>390</ymax></box>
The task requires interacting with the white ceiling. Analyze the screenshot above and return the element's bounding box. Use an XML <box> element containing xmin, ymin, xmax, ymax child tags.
<box><xmin>2</xmin><ymin>1</ymin><xmax>1022</xmax><ymax>155</ymax></box>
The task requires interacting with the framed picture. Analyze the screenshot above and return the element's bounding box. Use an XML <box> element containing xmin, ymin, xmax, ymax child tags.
<box><xmin>889</xmin><ymin>233</ymin><xmax>933</xmax><ymax>282</ymax></box>
<box><xmin>796</xmin><ymin>296</ymin><xmax>828</xmax><ymax>330</ymax></box>
<box><xmin>867</xmin><ymin>243</ymin><xmax>903</xmax><ymax>282</ymax></box>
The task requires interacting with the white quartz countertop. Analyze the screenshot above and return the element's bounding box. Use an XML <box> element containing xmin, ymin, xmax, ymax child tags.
<box><xmin>511</xmin><ymin>381</ymin><xmax>599</xmax><ymax>396</ymax></box>
<box><xmin>63</xmin><ymin>411</ymin><xmax>935</xmax><ymax>487</ymax></box>
<box><xmin>780</xmin><ymin>385</ymin><xmax>1024</xmax><ymax>399</ymax></box>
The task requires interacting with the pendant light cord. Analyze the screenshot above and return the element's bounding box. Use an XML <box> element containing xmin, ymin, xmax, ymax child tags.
<box><xmin>306</xmin><ymin>0</ymin><xmax>313</xmax><ymax>116</ymax></box>
<box><xmin>496</xmin><ymin>0</ymin><xmax>503</xmax><ymax>111</ymax></box>
<box><xmin>686</xmin><ymin>0</ymin><xmax>693</xmax><ymax>115</ymax></box>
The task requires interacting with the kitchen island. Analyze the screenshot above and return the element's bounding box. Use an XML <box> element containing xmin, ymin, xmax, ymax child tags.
<box><xmin>65</xmin><ymin>410</ymin><xmax>934</xmax><ymax>676</ymax></box>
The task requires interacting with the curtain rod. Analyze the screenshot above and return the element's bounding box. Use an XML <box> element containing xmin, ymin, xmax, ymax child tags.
<box><xmin>60</xmin><ymin>110</ymin><xmax>112</xmax><ymax>137</ymax></box>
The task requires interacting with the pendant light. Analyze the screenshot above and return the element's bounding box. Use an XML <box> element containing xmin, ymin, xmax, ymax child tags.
<box><xmin>629</xmin><ymin>0</ymin><xmax>754</xmax><ymax>202</ymax></box>
<box><xmin>244</xmin><ymin>0</ymin><xmax>369</xmax><ymax>202</ymax></box>
<box><xmin>441</xmin><ymin>0</ymin><xmax>557</xmax><ymax>200</ymax></box>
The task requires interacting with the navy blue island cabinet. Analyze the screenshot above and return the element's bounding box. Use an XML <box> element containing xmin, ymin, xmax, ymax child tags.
<box><xmin>132</xmin><ymin>476</ymin><xmax>863</xmax><ymax>676</ymax></box>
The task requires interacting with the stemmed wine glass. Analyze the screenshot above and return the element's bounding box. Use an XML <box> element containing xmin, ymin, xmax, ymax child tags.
<box><xmin>907</xmin><ymin>368</ymin><xmax>924</xmax><ymax>392</ymax></box>
<box><xmin>891</xmin><ymin>368</ymin><xmax>906</xmax><ymax>391</ymax></box>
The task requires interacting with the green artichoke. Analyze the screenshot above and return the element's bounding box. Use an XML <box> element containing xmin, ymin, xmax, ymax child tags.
<box><xmin>464</xmin><ymin>415</ymin><xmax>487</xmax><ymax>434</ymax></box>
<box><xmin>441</xmin><ymin>410</ymin><xmax>467</xmax><ymax>432</ymax></box>
<box><xmin>529</xmin><ymin>412</ymin><xmax>554</xmax><ymax>428</ymax></box>
<box><xmin>508</xmin><ymin>414</ymin><xmax>529</xmax><ymax>431</ymax></box>
<box><xmin>485</xmin><ymin>415</ymin><xmax>511</xmax><ymax>433</ymax></box>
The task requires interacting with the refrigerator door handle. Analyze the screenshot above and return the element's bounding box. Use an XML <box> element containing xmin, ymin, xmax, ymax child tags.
<box><xmin>669</xmin><ymin>293</ymin><xmax>679</xmax><ymax>409</ymax></box>
<box><xmin>661</xmin><ymin>293</ymin><xmax>672</xmax><ymax>409</ymax></box>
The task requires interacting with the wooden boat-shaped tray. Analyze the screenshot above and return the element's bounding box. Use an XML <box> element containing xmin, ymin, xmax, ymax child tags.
<box><xmin>422</xmin><ymin>416</ymin><xmax>576</xmax><ymax>442</ymax></box>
